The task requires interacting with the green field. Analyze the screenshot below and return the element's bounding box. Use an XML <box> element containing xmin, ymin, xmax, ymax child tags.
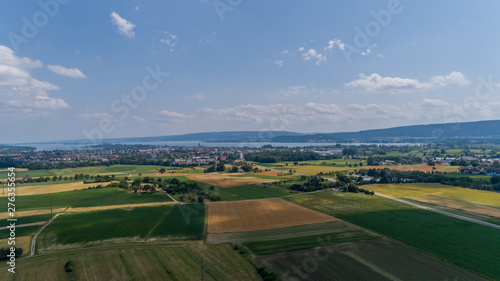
<box><xmin>0</xmin><ymin>225</ymin><xmax>41</xmax><ymax>239</ymax></box>
<box><xmin>243</xmin><ymin>229</ymin><xmax>377</xmax><ymax>255</ymax></box>
<box><xmin>257</xmin><ymin>239</ymin><xmax>486</xmax><ymax>281</ymax></box>
<box><xmin>37</xmin><ymin>204</ymin><xmax>205</xmax><ymax>252</ymax></box>
<box><xmin>206</xmin><ymin>221</ymin><xmax>360</xmax><ymax>245</ymax></box>
<box><xmin>0</xmin><ymin>188</ymin><xmax>172</xmax><ymax>211</ymax></box>
<box><xmin>0</xmin><ymin>243</ymin><xmax>260</xmax><ymax>281</ymax></box>
<box><xmin>287</xmin><ymin>190</ymin><xmax>500</xmax><ymax>280</ymax></box>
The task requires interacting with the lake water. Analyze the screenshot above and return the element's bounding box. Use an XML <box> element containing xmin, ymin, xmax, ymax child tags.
<box><xmin>18</xmin><ymin>141</ymin><xmax>423</xmax><ymax>151</ymax></box>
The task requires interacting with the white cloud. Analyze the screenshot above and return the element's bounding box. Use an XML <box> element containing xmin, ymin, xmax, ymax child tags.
<box><xmin>361</xmin><ymin>44</ymin><xmax>377</xmax><ymax>56</ymax></box>
<box><xmin>0</xmin><ymin>45</ymin><xmax>68</xmax><ymax>111</ymax></box>
<box><xmin>110</xmin><ymin>11</ymin><xmax>136</xmax><ymax>38</ymax></box>
<box><xmin>301</xmin><ymin>48</ymin><xmax>326</xmax><ymax>66</ymax></box>
<box><xmin>345</xmin><ymin>72</ymin><xmax>470</xmax><ymax>94</ymax></box>
<box><xmin>134</xmin><ymin>5</ymin><xmax>142</xmax><ymax>11</ymax></box>
<box><xmin>325</xmin><ymin>39</ymin><xmax>345</xmax><ymax>51</ymax></box>
<box><xmin>185</xmin><ymin>93</ymin><xmax>206</xmax><ymax>100</ymax></box>
<box><xmin>274</xmin><ymin>60</ymin><xmax>284</xmax><ymax>67</ymax></box>
<box><xmin>281</xmin><ymin>50</ymin><xmax>289</xmax><ymax>55</ymax></box>
<box><xmin>157</xmin><ymin>110</ymin><xmax>193</xmax><ymax>120</ymax></box>
<box><xmin>79</xmin><ymin>112</ymin><xmax>113</xmax><ymax>119</ymax></box>
<box><xmin>277</xmin><ymin>85</ymin><xmax>307</xmax><ymax>97</ymax></box>
<box><xmin>47</xmin><ymin>65</ymin><xmax>85</xmax><ymax>78</ymax></box>
<box><xmin>160</xmin><ymin>31</ymin><xmax>178</xmax><ymax>52</ymax></box>
<box><xmin>298</xmin><ymin>47</ymin><xmax>304</xmax><ymax>52</ymax></box>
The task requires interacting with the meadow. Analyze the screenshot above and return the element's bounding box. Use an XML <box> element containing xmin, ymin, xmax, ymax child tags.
<box><xmin>0</xmin><ymin>243</ymin><xmax>260</xmax><ymax>281</ymax></box>
<box><xmin>287</xmin><ymin>190</ymin><xmax>500</xmax><ymax>280</ymax></box>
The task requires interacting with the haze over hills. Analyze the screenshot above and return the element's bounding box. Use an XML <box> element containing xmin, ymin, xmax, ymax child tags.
<box><xmin>19</xmin><ymin>119</ymin><xmax>500</xmax><ymax>146</ymax></box>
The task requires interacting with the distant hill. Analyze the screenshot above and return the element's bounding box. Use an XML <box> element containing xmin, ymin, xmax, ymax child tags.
<box><xmin>271</xmin><ymin>120</ymin><xmax>500</xmax><ymax>142</ymax></box>
<box><xmin>106</xmin><ymin>131</ymin><xmax>304</xmax><ymax>143</ymax></box>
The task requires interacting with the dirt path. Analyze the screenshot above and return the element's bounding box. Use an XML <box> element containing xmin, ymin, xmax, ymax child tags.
<box><xmin>29</xmin><ymin>214</ymin><xmax>61</xmax><ymax>257</ymax></box>
<box><xmin>0</xmin><ymin>221</ymin><xmax>46</xmax><ymax>230</ymax></box>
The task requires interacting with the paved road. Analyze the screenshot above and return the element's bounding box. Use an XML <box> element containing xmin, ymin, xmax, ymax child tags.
<box><xmin>376</xmin><ymin>193</ymin><xmax>500</xmax><ymax>230</ymax></box>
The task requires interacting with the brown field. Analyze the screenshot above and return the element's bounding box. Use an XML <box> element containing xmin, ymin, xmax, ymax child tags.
<box><xmin>254</xmin><ymin>171</ymin><xmax>295</xmax><ymax>177</ymax></box>
<box><xmin>273</xmin><ymin>163</ymin><xmax>457</xmax><ymax>175</ymax></box>
<box><xmin>207</xmin><ymin>198</ymin><xmax>338</xmax><ymax>233</ymax></box>
<box><xmin>0</xmin><ymin>182</ymin><xmax>96</xmax><ymax>197</ymax></box>
<box><xmin>157</xmin><ymin>172</ymin><xmax>275</xmax><ymax>187</ymax></box>
<box><xmin>0</xmin><ymin>202</ymin><xmax>179</xmax><ymax>219</ymax></box>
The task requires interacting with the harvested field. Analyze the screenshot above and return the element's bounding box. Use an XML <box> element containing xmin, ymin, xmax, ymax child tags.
<box><xmin>271</xmin><ymin>163</ymin><xmax>456</xmax><ymax>175</ymax></box>
<box><xmin>0</xmin><ymin>236</ymin><xmax>32</xmax><ymax>255</ymax></box>
<box><xmin>207</xmin><ymin>198</ymin><xmax>337</xmax><ymax>233</ymax></box>
<box><xmin>409</xmin><ymin>194</ymin><xmax>500</xmax><ymax>218</ymax></box>
<box><xmin>257</xmin><ymin>239</ymin><xmax>485</xmax><ymax>281</ymax></box>
<box><xmin>363</xmin><ymin>164</ymin><xmax>457</xmax><ymax>172</ymax></box>
<box><xmin>0</xmin><ymin>182</ymin><xmax>96</xmax><ymax>197</ymax></box>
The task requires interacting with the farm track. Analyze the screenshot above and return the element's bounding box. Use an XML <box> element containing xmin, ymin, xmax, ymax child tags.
<box><xmin>29</xmin><ymin>214</ymin><xmax>61</xmax><ymax>257</ymax></box>
<box><xmin>0</xmin><ymin>221</ymin><xmax>46</xmax><ymax>230</ymax></box>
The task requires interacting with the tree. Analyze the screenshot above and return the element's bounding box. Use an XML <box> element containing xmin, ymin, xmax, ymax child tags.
<box><xmin>159</xmin><ymin>168</ymin><xmax>166</xmax><ymax>174</ymax></box>
<box><xmin>491</xmin><ymin>176</ymin><xmax>500</xmax><ymax>185</ymax></box>
<box><xmin>197</xmin><ymin>195</ymin><xmax>205</xmax><ymax>203</ymax></box>
<box><xmin>132</xmin><ymin>178</ymin><xmax>143</xmax><ymax>187</ymax></box>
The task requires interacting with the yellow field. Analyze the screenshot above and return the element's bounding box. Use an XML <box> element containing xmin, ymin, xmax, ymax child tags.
<box><xmin>273</xmin><ymin>163</ymin><xmax>457</xmax><ymax>175</ymax></box>
<box><xmin>0</xmin><ymin>182</ymin><xmax>96</xmax><ymax>197</ymax></box>
<box><xmin>370</xmin><ymin>183</ymin><xmax>500</xmax><ymax>218</ymax></box>
<box><xmin>207</xmin><ymin>198</ymin><xmax>338</xmax><ymax>233</ymax></box>
<box><xmin>0</xmin><ymin>236</ymin><xmax>31</xmax><ymax>254</ymax></box>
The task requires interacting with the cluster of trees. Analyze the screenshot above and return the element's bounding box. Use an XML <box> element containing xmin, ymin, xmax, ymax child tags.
<box><xmin>0</xmin><ymin>248</ymin><xmax>23</xmax><ymax>261</ymax></box>
<box><xmin>357</xmin><ymin>168</ymin><xmax>500</xmax><ymax>192</ymax></box>
<box><xmin>204</xmin><ymin>163</ymin><xmax>225</xmax><ymax>173</ymax></box>
<box><xmin>162</xmin><ymin>178</ymin><xmax>221</xmax><ymax>202</ymax></box>
<box><xmin>366</xmin><ymin>155</ymin><xmax>423</xmax><ymax>166</ymax></box>
<box><xmin>245</xmin><ymin>151</ymin><xmax>321</xmax><ymax>163</ymax></box>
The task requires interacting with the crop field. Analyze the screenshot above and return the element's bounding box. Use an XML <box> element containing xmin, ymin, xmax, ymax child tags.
<box><xmin>244</xmin><ymin>229</ymin><xmax>378</xmax><ymax>255</ymax></box>
<box><xmin>0</xmin><ymin>187</ymin><xmax>172</xmax><ymax>213</ymax></box>
<box><xmin>287</xmin><ymin>190</ymin><xmax>500</xmax><ymax>279</ymax></box>
<box><xmin>0</xmin><ymin>243</ymin><xmax>260</xmax><ymax>281</ymax></box>
<box><xmin>182</xmin><ymin>172</ymin><xmax>276</xmax><ymax>187</ymax></box>
<box><xmin>369</xmin><ymin>183</ymin><xmax>500</xmax><ymax>218</ymax></box>
<box><xmin>257</xmin><ymin>239</ymin><xmax>485</xmax><ymax>281</ymax></box>
<box><xmin>0</xmin><ymin>236</ymin><xmax>32</xmax><ymax>255</ymax></box>
<box><xmin>0</xmin><ymin>182</ymin><xmax>97</xmax><ymax>197</ymax></box>
<box><xmin>206</xmin><ymin>221</ymin><xmax>361</xmax><ymax>244</ymax></box>
<box><xmin>207</xmin><ymin>198</ymin><xmax>337</xmax><ymax>233</ymax></box>
<box><xmin>37</xmin><ymin>204</ymin><xmax>205</xmax><ymax>253</ymax></box>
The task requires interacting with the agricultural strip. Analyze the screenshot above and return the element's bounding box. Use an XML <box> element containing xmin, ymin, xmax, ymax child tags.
<box><xmin>286</xmin><ymin>190</ymin><xmax>500</xmax><ymax>280</ymax></box>
<box><xmin>207</xmin><ymin>198</ymin><xmax>337</xmax><ymax>234</ymax></box>
<box><xmin>0</xmin><ymin>182</ymin><xmax>97</xmax><ymax>197</ymax></box>
<box><xmin>36</xmin><ymin>204</ymin><xmax>205</xmax><ymax>253</ymax></box>
<box><xmin>0</xmin><ymin>243</ymin><xmax>260</xmax><ymax>281</ymax></box>
<box><xmin>256</xmin><ymin>239</ymin><xmax>485</xmax><ymax>281</ymax></box>
<box><xmin>206</xmin><ymin>221</ymin><xmax>362</xmax><ymax>245</ymax></box>
<box><xmin>0</xmin><ymin>188</ymin><xmax>172</xmax><ymax>212</ymax></box>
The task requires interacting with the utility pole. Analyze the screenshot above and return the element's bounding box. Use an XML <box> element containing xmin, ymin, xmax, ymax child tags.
<box><xmin>195</xmin><ymin>257</ymin><xmax>208</xmax><ymax>281</ymax></box>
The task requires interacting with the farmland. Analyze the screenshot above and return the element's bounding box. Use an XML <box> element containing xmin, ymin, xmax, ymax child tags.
<box><xmin>0</xmin><ymin>181</ymin><xmax>97</xmax><ymax>197</ymax></box>
<box><xmin>36</xmin><ymin>204</ymin><xmax>205</xmax><ymax>253</ymax></box>
<box><xmin>0</xmin><ymin>243</ymin><xmax>260</xmax><ymax>281</ymax></box>
<box><xmin>257</xmin><ymin>239</ymin><xmax>485</xmax><ymax>281</ymax></box>
<box><xmin>287</xmin><ymin>190</ymin><xmax>500</xmax><ymax>280</ymax></box>
<box><xmin>207</xmin><ymin>198</ymin><xmax>337</xmax><ymax>233</ymax></box>
<box><xmin>0</xmin><ymin>187</ymin><xmax>172</xmax><ymax>213</ymax></box>
<box><xmin>165</xmin><ymin>172</ymin><xmax>276</xmax><ymax>187</ymax></box>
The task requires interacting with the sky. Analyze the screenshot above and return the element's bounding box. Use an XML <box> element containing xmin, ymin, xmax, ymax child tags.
<box><xmin>0</xmin><ymin>0</ymin><xmax>499</xmax><ymax>143</ymax></box>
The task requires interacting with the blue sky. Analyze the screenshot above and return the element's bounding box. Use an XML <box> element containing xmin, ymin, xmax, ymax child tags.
<box><xmin>1</xmin><ymin>0</ymin><xmax>499</xmax><ymax>143</ymax></box>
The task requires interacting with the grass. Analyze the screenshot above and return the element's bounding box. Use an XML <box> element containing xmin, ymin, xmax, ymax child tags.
<box><xmin>0</xmin><ymin>188</ymin><xmax>172</xmax><ymax>211</ymax></box>
<box><xmin>287</xmin><ymin>190</ymin><xmax>500</xmax><ymax>280</ymax></box>
<box><xmin>0</xmin><ymin>225</ymin><xmax>42</xmax><ymax>239</ymax></box>
<box><xmin>37</xmin><ymin>204</ymin><xmax>205</xmax><ymax>252</ymax></box>
<box><xmin>0</xmin><ymin>214</ymin><xmax>51</xmax><ymax>227</ymax></box>
<box><xmin>0</xmin><ymin>243</ymin><xmax>260</xmax><ymax>281</ymax></box>
<box><xmin>243</xmin><ymin>229</ymin><xmax>377</xmax><ymax>255</ymax></box>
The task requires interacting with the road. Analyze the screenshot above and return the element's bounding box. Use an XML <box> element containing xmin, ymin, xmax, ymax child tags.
<box><xmin>0</xmin><ymin>221</ymin><xmax>46</xmax><ymax>230</ymax></box>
